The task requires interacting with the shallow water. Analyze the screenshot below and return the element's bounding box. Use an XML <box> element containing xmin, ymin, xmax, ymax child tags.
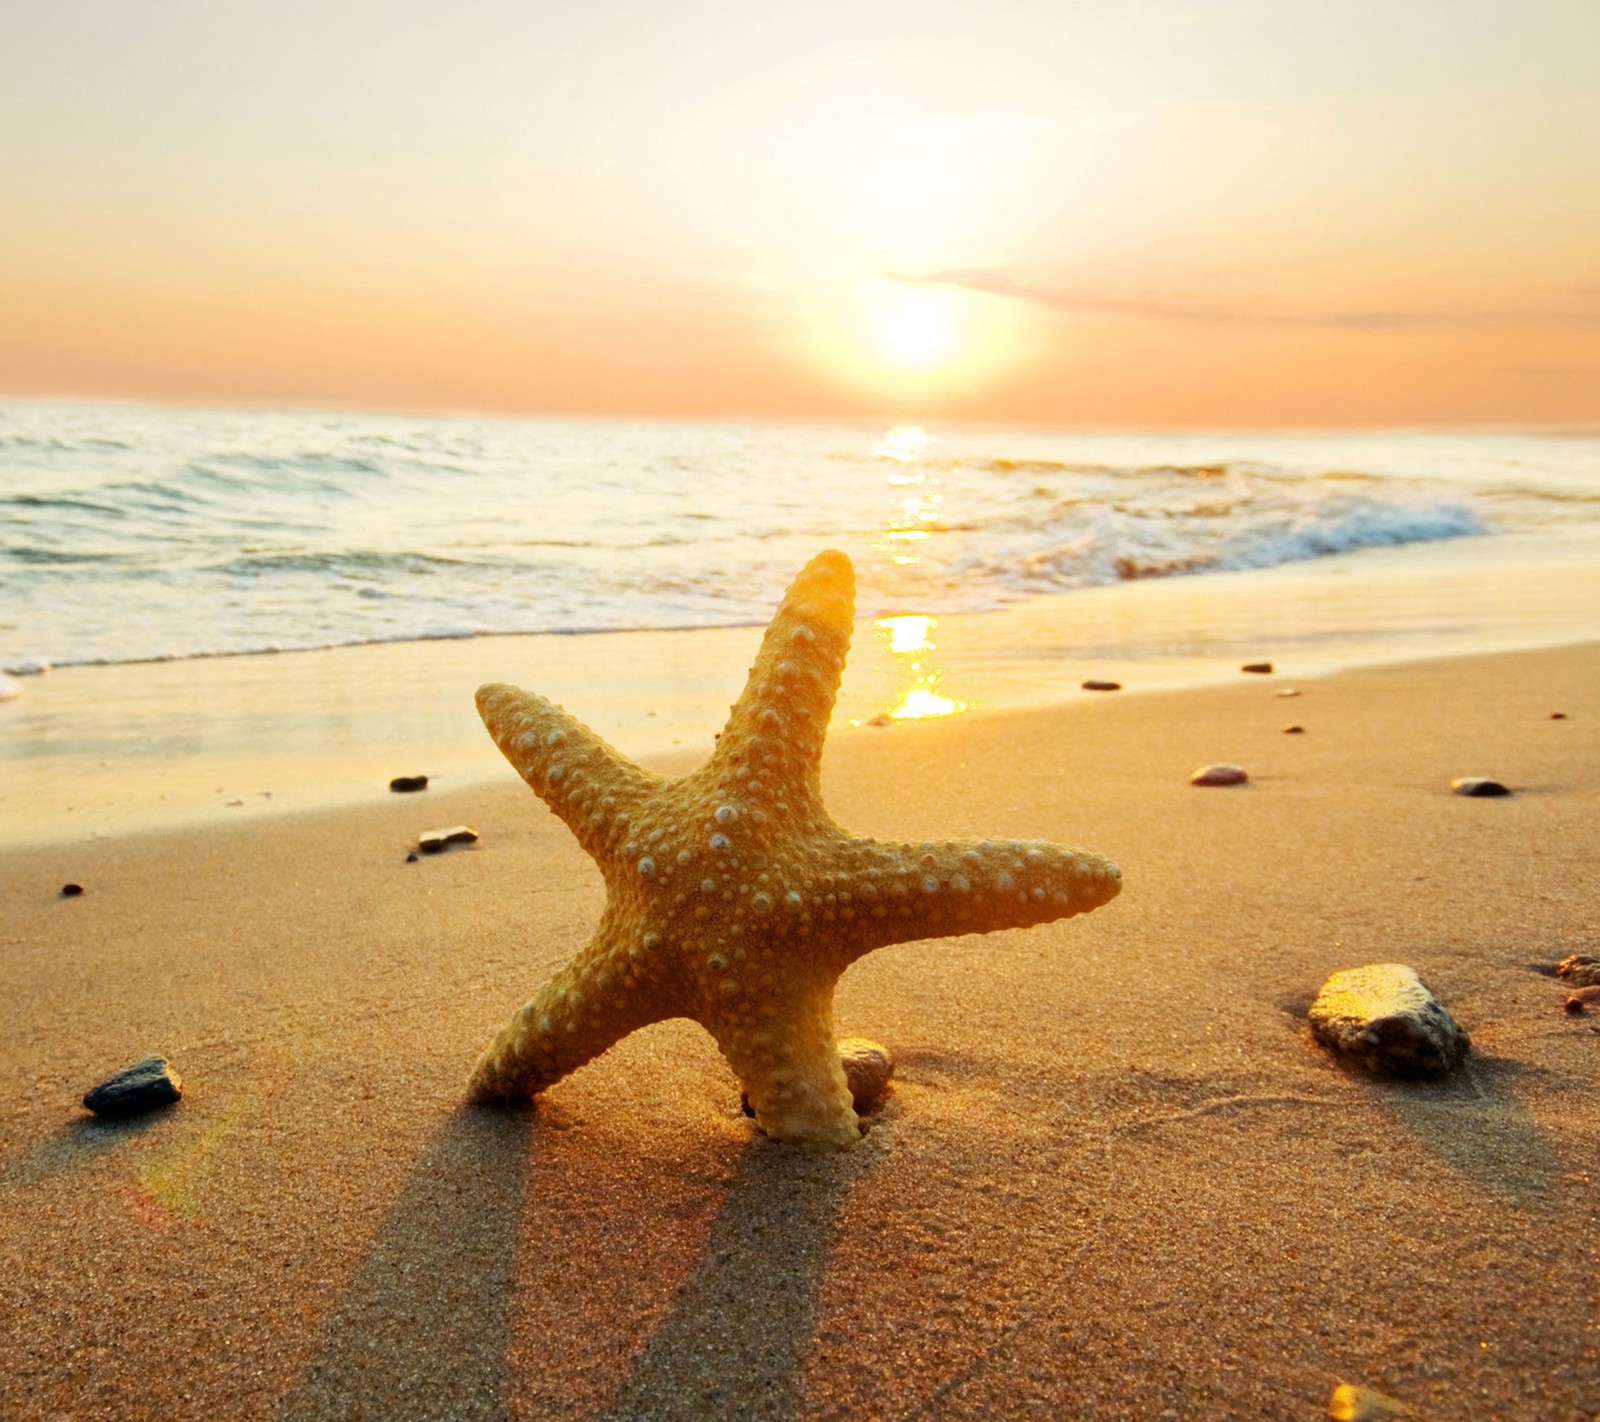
<box><xmin>4</xmin><ymin>400</ymin><xmax>1596</xmax><ymax>669</ymax></box>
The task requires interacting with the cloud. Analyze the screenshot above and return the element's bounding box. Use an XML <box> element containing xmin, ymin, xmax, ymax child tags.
<box><xmin>888</xmin><ymin>267</ymin><xmax>1600</xmax><ymax>332</ymax></box>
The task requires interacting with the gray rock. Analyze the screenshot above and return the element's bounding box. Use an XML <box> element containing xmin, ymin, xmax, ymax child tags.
<box><xmin>83</xmin><ymin>1055</ymin><xmax>183</xmax><ymax>1118</ymax></box>
<box><xmin>1190</xmin><ymin>763</ymin><xmax>1248</xmax><ymax>787</ymax></box>
<box><xmin>1555</xmin><ymin>954</ymin><xmax>1600</xmax><ymax>987</ymax></box>
<box><xmin>1309</xmin><ymin>964</ymin><xmax>1469</xmax><ymax>1077</ymax></box>
<box><xmin>1451</xmin><ymin>776</ymin><xmax>1510</xmax><ymax>797</ymax></box>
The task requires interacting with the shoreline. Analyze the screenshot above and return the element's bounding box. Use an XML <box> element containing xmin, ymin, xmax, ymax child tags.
<box><xmin>2</xmin><ymin>640</ymin><xmax>1596</xmax><ymax>1419</ymax></box>
<box><xmin>5</xmin><ymin>537</ymin><xmax>1600</xmax><ymax>848</ymax></box>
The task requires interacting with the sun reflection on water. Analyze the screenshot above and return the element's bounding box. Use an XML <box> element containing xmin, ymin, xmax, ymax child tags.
<box><xmin>874</xmin><ymin>613</ymin><xmax>968</xmax><ymax>721</ymax></box>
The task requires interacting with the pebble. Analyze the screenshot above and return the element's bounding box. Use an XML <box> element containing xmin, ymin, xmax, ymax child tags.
<box><xmin>4</xmin><ymin>656</ymin><xmax>51</xmax><ymax>676</ymax></box>
<box><xmin>406</xmin><ymin>852</ymin><xmax>420</xmax><ymax>863</ymax></box>
<box><xmin>1282</xmin><ymin>724</ymin><xmax>1305</xmax><ymax>734</ymax></box>
<box><xmin>82</xmin><ymin>1055</ymin><xmax>183</xmax><ymax>1118</ymax></box>
<box><xmin>1190</xmin><ymin>763</ymin><xmax>1248</xmax><ymax>787</ymax></box>
<box><xmin>1549</xmin><ymin>711</ymin><xmax>1567</xmax><ymax>720</ymax></box>
<box><xmin>1241</xmin><ymin>661</ymin><xmax>1274</xmax><ymax>674</ymax></box>
<box><xmin>1555</xmin><ymin>954</ymin><xmax>1600</xmax><ymax>987</ymax></box>
<box><xmin>60</xmin><ymin>883</ymin><xmax>84</xmax><ymax>898</ymax></box>
<box><xmin>389</xmin><ymin>775</ymin><xmax>429</xmax><ymax>793</ymax></box>
<box><xmin>418</xmin><ymin>824</ymin><xmax>479</xmax><ymax>853</ymax></box>
<box><xmin>742</xmin><ymin>1037</ymin><xmax>895</xmax><ymax>1119</ymax></box>
<box><xmin>1275</xmin><ymin>688</ymin><xmax>1301</xmax><ymax>698</ymax></box>
<box><xmin>1451</xmin><ymin>776</ymin><xmax>1510</xmax><ymax>797</ymax></box>
<box><xmin>1564</xmin><ymin>985</ymin><xmax>1600</xmax><ymax>1015</ymax></box>
<box><xmin>1309</xmin><ymin>963</ymin><xmax>1469</xmax><ymax>1077</ymax></box>
<box><xmin>1081</xmin><ymin>679</ymin><xmax>1122</xmax><ymax>692</ymax></box>
<box><xmin>838</xmin><ymin>1037</ymin><xmax>895</xmax><ymax>1112</ymax></box>
<box><xmin>865</xmin><ymin>713</ymin><xmax>893</xmax><ymax>727</ymax></box>
<box><xmin>1328</xmin><ymin>1383</ymin><xmax>1414</xmax><ymax>1421</ymax></box>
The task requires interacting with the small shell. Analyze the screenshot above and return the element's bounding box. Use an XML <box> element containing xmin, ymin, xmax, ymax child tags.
<box><xmin>1190</xmin><ymin>763</ymin><xmax>1248</xmax><ymax>787</ymax></box>
<box><xmin>838</xmin><ymin>1037</ymin><xmax>895</xmax><ymax>1113</ymax></box>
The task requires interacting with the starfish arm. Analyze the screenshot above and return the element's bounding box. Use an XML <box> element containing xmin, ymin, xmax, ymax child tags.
<box><xmin>465</xmin><ymin>917</ymin><xmax>670</xmax><ymax>1103</ymax></box>
<box><xmin>702</xmin><ymin>549</ymin><xmax>854</xmax><ymax>818</ymax></box>
<box><xmin>476</xmin><ymin>683</ymin><xmax>659</xmax><ymax>858</ymax></box>
<box><xmin>818</xmin><ymin>834</ymin><xmax>1123</xmax><ymax>964</ymax></box>
<box><xmin>708</xmin><ymin>977</ymin><xmax>860</xmax><ymax>1151</ymax></box>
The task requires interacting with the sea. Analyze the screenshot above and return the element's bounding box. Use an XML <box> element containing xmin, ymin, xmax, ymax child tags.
<box><xmin>2</xmin><ymin>399</ymin><xmax>1599</xmax><ymax>672</ymax></box>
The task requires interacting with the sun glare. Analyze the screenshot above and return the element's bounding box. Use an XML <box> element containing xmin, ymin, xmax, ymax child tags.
<box><xmin>877</xmin><ymin>290</ymin><xmax>958</xmax><ymax>372</ymax></box>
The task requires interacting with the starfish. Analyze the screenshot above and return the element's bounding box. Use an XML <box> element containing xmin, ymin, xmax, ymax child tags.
<box><xmin>467</xmin><ymin>549</ymin><xmax>1123</xmax><ymax>1150</ymax></box>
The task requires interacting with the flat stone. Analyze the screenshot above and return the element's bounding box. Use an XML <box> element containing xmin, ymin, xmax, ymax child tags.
<box><xmin>1190</xmin><ymin>763</ymin><xmax>1248</xmax><ymax>787</ymax></box>
<box><xmin>1451</xmin><ymin>777</ymin><xmax>1510</xmax><ymax>797</ymax></box>
<box><xmin>1564</xmin><ymin>985</ymin><xmax>1600</xmax><ymax>1015</ymax></box>
<box><xmin>61</xmin><ymin>883</ymin><xmax>84</xmax><ymax>898</ymax></box>
<box><xmin>1282</xmin><ymin>724</ymin><xmax>1305</xmax><ymax>734</ymax></box>
<box><xmin>1081</xmin><ymin>679</ymin><xmax>1122</xmax><ymax>692</ymax></box>
<box><xmin>1241</xmin><ymin>661</ymin><xmax>1274</xmax><ymax>674</ymax></box>
<box><xmin>1275</xmin><ymin>688</ymin><xmax>1301</xmax><ymax>698</ymax></box>
<box><xmin>1549</xmin><ymin>712</ymin><xmax>1567</xmax><ymax>720</ymax></box>
<box><xmin>1555</xmin><ymin>954</ymin><xmax>1600</xmax><ymax>987</ymax></box>
<box><xmin>418</xmin><ymin>824</ymin><xmax>479</xmax><ymax>853</ymax></box>
<box><xmin>1309</xmin><ymin>963</ymin><xmax>1469</xmax><ymax>1077</ymax></box>
<box><xmin>83</xmin><ymin>1055</ymin><xmax>182</xmax><ymax>1118</ymax></box>
<box><xmin>1328</xmin><ymin>1383</ymin><xmax>1414</xmax><ymax>1421</ymax></box>
<box><xmin>389</xmin><ymin>774</ymin><xmax>429</xmax><ymax>792</ymax></box>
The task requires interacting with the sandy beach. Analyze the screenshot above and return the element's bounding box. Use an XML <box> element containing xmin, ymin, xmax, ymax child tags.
<box><xmin>2</xmin><ymin>638</ymin><xmax>1597</xmax><ymax>1420</ymax></box>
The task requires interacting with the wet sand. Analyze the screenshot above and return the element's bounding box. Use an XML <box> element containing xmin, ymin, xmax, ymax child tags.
<box><xmin>2</xmin><ymin>642</ymin><xmax>1597</xmax><ymax>1419</ymax></box>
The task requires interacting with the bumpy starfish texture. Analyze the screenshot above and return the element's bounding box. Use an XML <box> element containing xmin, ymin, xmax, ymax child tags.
<box><xmin>467</xmin><ymin>549</ymin><xmax>1122</xmax><ymax>1150</ymax></box>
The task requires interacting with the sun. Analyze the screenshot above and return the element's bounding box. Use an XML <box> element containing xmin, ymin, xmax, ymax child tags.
<box><xmin>877</xmin><ymin>289</ymin><xmax>958</xmax><ymax>373</ymax></box>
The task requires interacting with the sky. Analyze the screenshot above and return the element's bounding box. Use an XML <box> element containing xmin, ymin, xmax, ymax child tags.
<box><xmin>1</xmin><ymin>0</ymin><xmax>1596</xmax><ymax>427</ymax></box>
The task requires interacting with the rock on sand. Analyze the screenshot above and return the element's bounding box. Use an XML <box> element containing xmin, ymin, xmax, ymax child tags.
<box><xmin>83</xmin><ymin>1055</ymin><xmax>183</xmax><ymax>1118</ymax></box>
<box><xmin>1309</xmin><ymin>963</ymin><xmax>1469</xmax><ymax>1077</ymax></box>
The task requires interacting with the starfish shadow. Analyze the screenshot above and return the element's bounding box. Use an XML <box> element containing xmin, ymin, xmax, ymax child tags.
<box><xmin>602</xmin><ymin>1138</ymin><xmax>861</xmax><ymax>1422</ymax></box>
<box><xmin>278</xmin><ymin>1103</ymin><xmax>534</xmax><ymax>1422</ymax></box>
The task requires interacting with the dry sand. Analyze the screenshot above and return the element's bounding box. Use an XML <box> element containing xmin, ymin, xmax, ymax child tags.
<box><xmin>2</xmin><ymin>643</ymin><xmax>1597</xmax><ymax>1420</ymax></box>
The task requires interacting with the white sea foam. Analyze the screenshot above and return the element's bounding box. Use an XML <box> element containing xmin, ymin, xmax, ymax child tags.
<box><xmin>0</xmin><ymin>400</ymin><xmax>1595</xmax><ymax>668</ymax></box>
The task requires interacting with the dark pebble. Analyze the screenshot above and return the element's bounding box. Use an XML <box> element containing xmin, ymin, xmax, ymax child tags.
<box><xmin>406</xmin><ymin>852</ymin><xmax>419</xmax><ymax>863</ymax></box>
<box><xmin>61</xmin><ymin>883</ymin><xmax>84</xmax><ymax>897</ymax></box>
<box><xmin>83</xmin><ymin>1055</ymin><xmax>182</xmax><ymax>1118</ymax></box>
<box><xmin>1451</xmin><ymin>777</ymin><xmax>1511</xmax><ymax>797</ymax></box>
<box><xmin>1081</xmin><ymin>679</ymin><xmax>1122</xmax><ymax>692</ymax></box>
<box><xmin>418</xmin><ymin>824</ymin><xmax>479</xmax><ymax>853</ymax></box>
<box><xmin>1550</xmin><ymin>712</ymin><xmax>1567</xmax><ymax>720</ymax></box>
<box><xmin>1241</xmin><ymin>661</ymin><xmax>1274</xmax><ymax>674</ymax></box>
<box><xmin>389</xmin><ymin>775</ymin><xmax>429</xmax><ymax>793</ymax></box>
<box><xmin>1282</xmin><ymin>725</ymin><xmax>1305</xmax><ymax>735</ymax></box>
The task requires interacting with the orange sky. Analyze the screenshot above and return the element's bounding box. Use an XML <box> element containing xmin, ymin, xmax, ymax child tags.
<box><xmin>1</xmin><ymin>2</ymin><xmax>1596</xmax><ymax>427</ymax></box>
